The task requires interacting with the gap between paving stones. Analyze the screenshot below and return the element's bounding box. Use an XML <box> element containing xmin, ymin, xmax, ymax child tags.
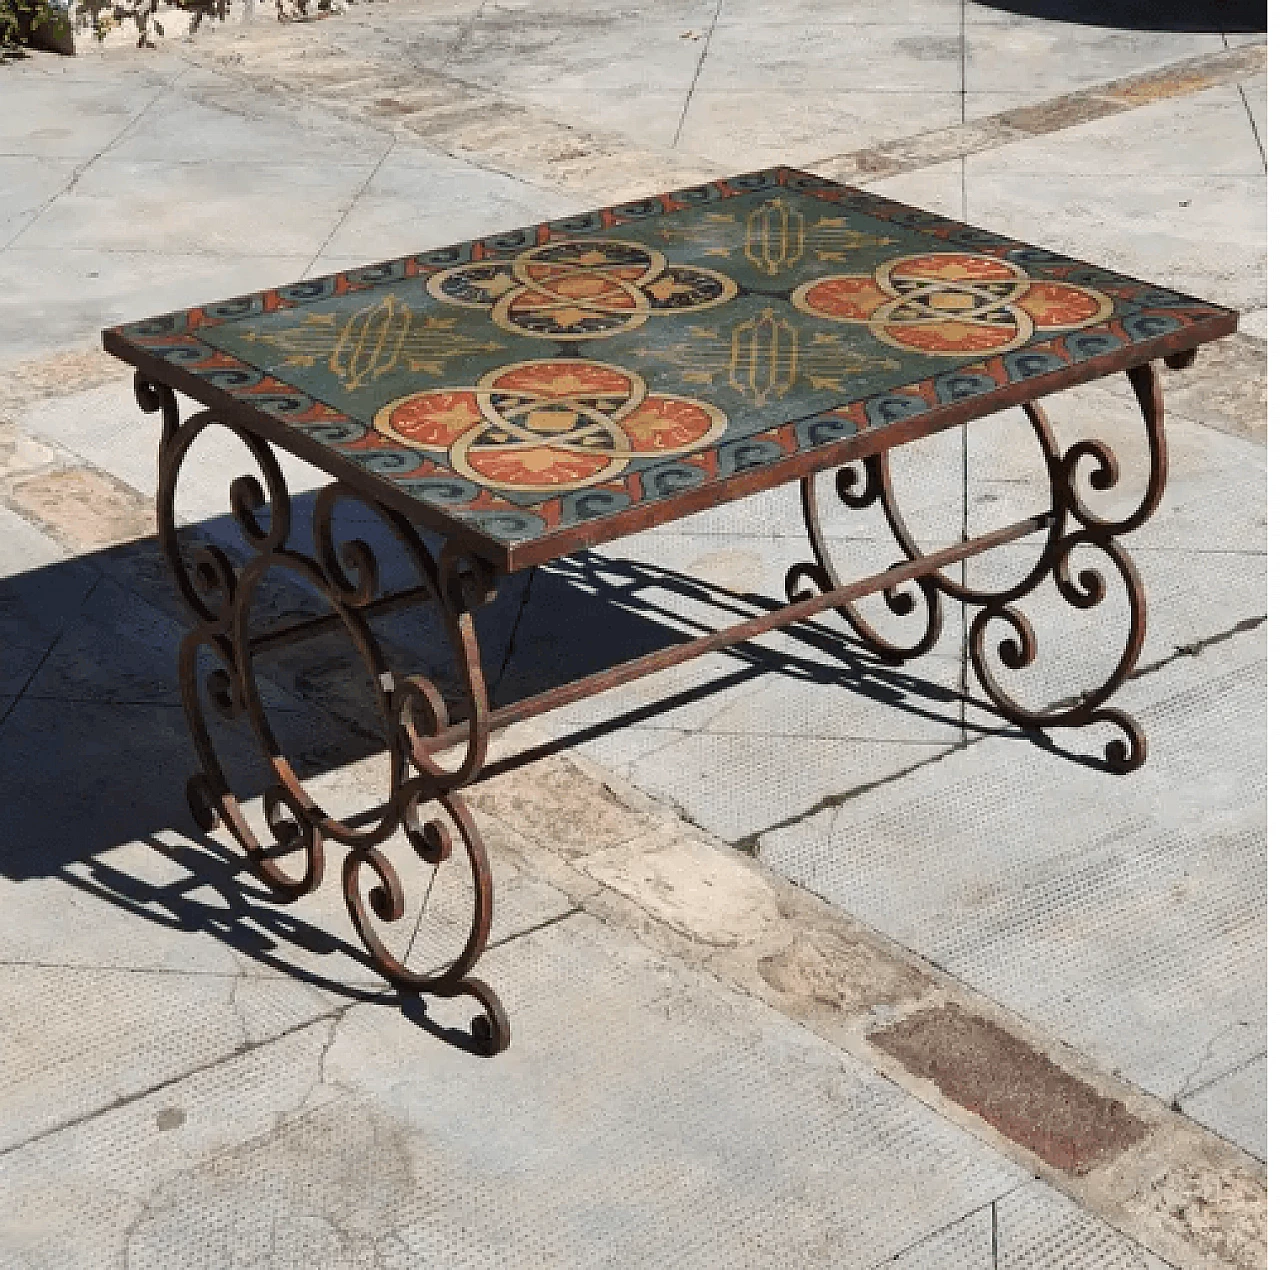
<box><xmin>728</xmin><ymin>610</ymin><xmax>1268</xmax><ymax>855</ymax></box>
<box><xmin>810</xmin><ymin>43</ymin><xmax>1270</xmax><ymax>181</ymax></box>
<box><xmin>176</xmin><ymin>30</ymin><xmax>1267</xmax><ymax>198</ymax></box>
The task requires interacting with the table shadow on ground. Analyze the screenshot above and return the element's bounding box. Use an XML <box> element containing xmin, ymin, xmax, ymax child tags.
<box><xmin>0</xmin><ymin>493</ymin><xmax>974</xmax><ymax>887</ymax></box>
<box><xmin>3</xmin><ymin>490</ymin><xmax>1132</xmax><ymax>1022</ymax></box>
<box><xmin>59</xmin><ymin>828</ymin><xmax>497</xmax><ymax>1052</ymax></box>
<box><xmin>969</xmin><ymin>0</ymin><xmax>1265</xmax><ymax>31</ymax></box>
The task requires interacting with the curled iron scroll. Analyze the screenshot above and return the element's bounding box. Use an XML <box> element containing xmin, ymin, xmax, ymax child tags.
<box><xmin>145</xmin><ymin>382</ymin><xmax>508</xmax><ymax>1051</ymax></box>
<box><xmin>786</xmin><ymin>363</ymin><xmax>1168</xmax><ymax>770</ymax></box>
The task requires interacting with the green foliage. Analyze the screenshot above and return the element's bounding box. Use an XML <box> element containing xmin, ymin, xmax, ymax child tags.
<box><xmin>0</xmin><ymin>0</ymin><xmax>69</xmax><ymax>53</ymax></box>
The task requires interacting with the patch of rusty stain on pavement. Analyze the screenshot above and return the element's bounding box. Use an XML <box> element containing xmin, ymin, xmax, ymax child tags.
<box><xmin>995</xmin><ymin>93</ymin><xmax>1124</xmax><ymax>137</ymax></box>
<box><xmin>7</xmin><ymin>467</ymin><xmax>154</xmax><ymax>551</ymax></box>
<box><xmin>870</xmin><ymin>1003</ymin><xmax>1148</xmax><ymax>1175</ymax></box>
<box><xmin>1103</xmin><ymin>69</ymin><xmax>1218</xmax><ymax>105</ymax></box>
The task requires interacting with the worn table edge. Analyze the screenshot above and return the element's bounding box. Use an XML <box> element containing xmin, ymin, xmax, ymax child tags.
<box><xmin>103</xmin><ymin>306</ymin><xmax>1236</xmax><ymax>574</ymax></box>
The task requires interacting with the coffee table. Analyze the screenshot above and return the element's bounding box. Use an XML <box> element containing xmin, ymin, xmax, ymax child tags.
<box><xmin>102</xmin><ymin>167</ymin><xmax>1236</xmax><ymax>1054</ymax></box>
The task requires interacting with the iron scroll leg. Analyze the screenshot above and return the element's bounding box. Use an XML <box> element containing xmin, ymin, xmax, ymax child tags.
<box><xmin>786</xmin><ymin>361</ymin><xmax>1171</xmax><ymax>773</ymax></box>
<box><xmin>139</xmin><ymin>373</ymin><xmax>510</xmax><ymax>1054</ymax></box>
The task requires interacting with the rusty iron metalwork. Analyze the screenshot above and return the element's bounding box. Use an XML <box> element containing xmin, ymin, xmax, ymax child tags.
<box><xmin>143</xmin><ymin>373</ymin><xmax>510</xmax><ymax>1054</ymax></box>
<box><xmin>137</xmin><ymin>355</ymin><xmax>1183</xmax><ymax>1051</ymax></box>
<box><xmin>786</xmin><ymin>362</ymin><xmax>1169</xmax><ymax>772</ymax></box>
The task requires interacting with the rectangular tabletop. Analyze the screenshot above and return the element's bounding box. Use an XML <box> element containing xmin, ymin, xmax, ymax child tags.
<box><xmin>103</xmin><ymin>167</ymin><xmax>1237</xmax><ymax>573</ymax></box>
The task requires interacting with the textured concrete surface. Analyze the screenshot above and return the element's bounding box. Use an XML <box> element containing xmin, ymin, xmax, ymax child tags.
<box><xmin>0</xmin><ymin>3</ymin><xmax>1267</xmax><ymax>1267</ymax></box>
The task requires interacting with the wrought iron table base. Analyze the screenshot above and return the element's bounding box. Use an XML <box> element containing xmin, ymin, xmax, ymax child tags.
<box><xmin>139</xmin><ymin>357</ymin><xmax>1174</xmax><ymax>1056</ymax></box>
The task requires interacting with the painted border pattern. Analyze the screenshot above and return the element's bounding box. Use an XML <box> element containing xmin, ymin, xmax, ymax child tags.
<box><xmin>106</xmin><ymin>167</ymin><xmax>1233</xmax><ymax>552</ymax></box>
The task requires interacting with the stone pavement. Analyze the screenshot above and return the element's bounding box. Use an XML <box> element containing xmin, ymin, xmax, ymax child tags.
<box><xmin>0</xmin><ymin>3</ymin><xmax>1268</xmax><ymax>1267</ymax></box>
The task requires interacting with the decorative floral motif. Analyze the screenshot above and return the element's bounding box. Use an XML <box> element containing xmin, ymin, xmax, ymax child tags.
<box><xmin>791</xmin><ymin>252</ymin><xmax>1114</xmax><ymax>355</ymax></box>
<box><xmin>425</xmin><ymin>239</ymin><xmax>736</xmax><ymax>340</ymax></box>
<box><xmin>373</xmin><ymin>359</ymin><xmax>727</xmax><ymax>493</ymax></box>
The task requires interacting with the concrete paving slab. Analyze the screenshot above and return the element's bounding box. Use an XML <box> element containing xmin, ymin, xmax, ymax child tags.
<box><xmin>0</xmin><ymin>709</ymin><xmax>579</xmax><ymax>985</ymax></box>
<box><xmin>10</xmin><ymin>379</ymin><xmax>174</xmax><ymax>501</ymax></box>
<box><xmin>884</xmin><ymin>1202</ymin><xmax>995</xmax><ymax>1269</ymax></box>
<box><xmin>962</xmin><ymin>27</ymin><xmax>1224</xmax><ymax>109</ymax></box>
<box><xmin>623</xmin><ymin>731</ymin><xmax>957</xmax><ymax>846</ymax></box>
<box><xmin>0</xmin><ymin>836</ymin><xmax>288</xmax><ymax>980</ymax></box>
<box><xmin>14</xmin><ymin>156</ymin><xmax>379</xmax><ymax>258</ymax></box>
<box><xmin>0</xmin><ymin>503</ymin><xmax>96</xmax><ymax>697</ymax></box>
<box><xmin>450</xmin><ymin>75</ymin><xmax>688</xmax><ymax>161</ymax></box>
<box><xmin>514</xmin><ymin>602</ymin><xmax>966</xmax><ymax>749</ymax></box>
<box><xmin>961</xmin><ymin>172</ymin><xmax>1266</xmax><ymax>314</ymax></box>
<box><xmin>0</xmin><ymin>1019</ymin><xmax>339</xmax><ymax>1267</ymax></box>
<box><xmin>11</xmin><ymin>376</ymin><xmax>338</xmax><ymax>513</ymax></box>
<box><xmin>445</xmin><ymin>15</ymin><xmax>704</xmax><ymax>88</ymax></box>
<box><xmin>1157</xmin><ymin>332</ymin><xmax>1266</xmax><ymax>445</ymax></box>
<box><xmin>319</xmin><ymin>149</ymin><xmax>581</xmax><ymax>265</ymax></box>
<box><xmin>963</xmin><ymin>83</ymin><xmax>1265</xmax><ymax>176</ymax></box>
<box><xmin>0</xmin><ymin>248</ymin><xmax>313</xmax><ymax>370</ymax></box>
<box><xmin>0</xmin><ymin>157</ymin><xmax>78</xmax><ymax>251</ymax></box>
<box><xmin>16</xmin><ymin>571</ymin><xmax>187</xmax><ymax>705</ymax></box>
<box><xmin>502</xmin><ymin>633</ymin><xmax>788</xmax><ymax>740</ymax></box>
<box><xmin>1180</xmin><ymin>1055</ymin><xmax>1266</xmax><ymax>1163</ymax></box>
<box><xmin>718</xmin><ymin>0</ymin><xmax>962</xmax><ymax>24</ymax></box>
<box><xmin>885</xmin><ymin>536</ymin><xmax>1265</xmax><ymax>736</ymax></box>
<box><xmin>0</xmin><ymin>75</ymin><xmax>164</xmax><ymax>159</ymax></box>
<box><xmin>0</xmin><ymin>46</ymin><xmax>185</xmax><ymax>85</ymax></box>
<box><xmin>0</xmin><ymin>961</ymin><xmax>331</xmax><ymax>1154</ymax></box>
<box><xmin>496</xmin><ymin>521</ymin><xmax>967</xmax><ymax>746</ymax></box>
<box><xmin>457</xmin><ymin>0</ymin><xmax>713</xmax><ymax>12</ymax></box>
<box><xmin>0</xmin><ymin>14</ymin><xmax>1268</xmax><ymax>1264</ymax></box>
<box><xmin>325</xmin><ymin>914</ymin><xmax>1030</xmax><ymax>1267</ymax></box>
<box><xmin>759</xmin><ymin>628</ymin><xmax>1265</xmax><ymax>1111</ymax></box>
<box><xmin>555</xmin><ymin>717</ymin><xmax>695</xmax><ymax>771</ymax></box>
<box><xmin>0</xmin><ymin>913</ymin><xmax>1033</xmax><ymax>1269</ymax></box>
<box><xmin>964</xmin><ymin>381</ymin><xmax>1267</xmax><ymax>554</ymax></box>
<box><xmin>0</xmin><ymin>552</ymin><xmax>586</xmax><ymax>982</ymax></box>
<box><xmin>104</xmin><ymin>75</ymin><xmax>393</xmax><ymax>168</ymax></box>
<box><xmin>261</xmin><ymin>752</ymin><xmax>582</xmax><ymax>971</ymax></box>
<box><xmin>995</xmin><ymin>1181</ymin><xmax>1172</xmax><ymax>1269</ymax></box>
<box><xmin>677</xmin><ymin>646</ymin><xmax>965</xmax><ymax>743</ymax></box>
<box><xmin>677</xmin><ymin>91</ymin><xmax>963</xmax><ymax>172</ymax></box>
<box><xmin>1237</xmin><ymin>307</ymin><xmax>1266</xmax><ymax>341</ymax></box>
<box><xmin>0</xmin><ymin>694</ymin><xmax>208</xmax><ymax>879</ymax></box>
<box><xmin>885</xmin><ymin>1180</ymin><xmax>1177</xmax><ymax>1269</ymax></box>
<box><xmin>1113</xmin><ymin>546</ymin><xmax>1263</xmax><ymax>668</ymax></box>
<box><xmin>861</xmin><ymin>157</ymin><xmax>966</xmax><ymax>222</ymax></box>
<box><xmin>631</xmin><ymin>520</ymin><xmax>967</xmax><ymax>661</ymax></box>
<box><xmin>697</xmin><ymin>24</ymin><xmax>963</xmax><ymax>96</ymax></box>
<box><xmin>617</xmin><ymin>514</ymin><xmax>966</xmax><ymax>615</ymax></box>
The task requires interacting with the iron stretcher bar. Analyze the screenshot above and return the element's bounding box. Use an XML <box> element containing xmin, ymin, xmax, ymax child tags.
<box><xmin>419</xmin><ymin>510</ymin><xmax>1054</xmax><ymax>753</ymax></box>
